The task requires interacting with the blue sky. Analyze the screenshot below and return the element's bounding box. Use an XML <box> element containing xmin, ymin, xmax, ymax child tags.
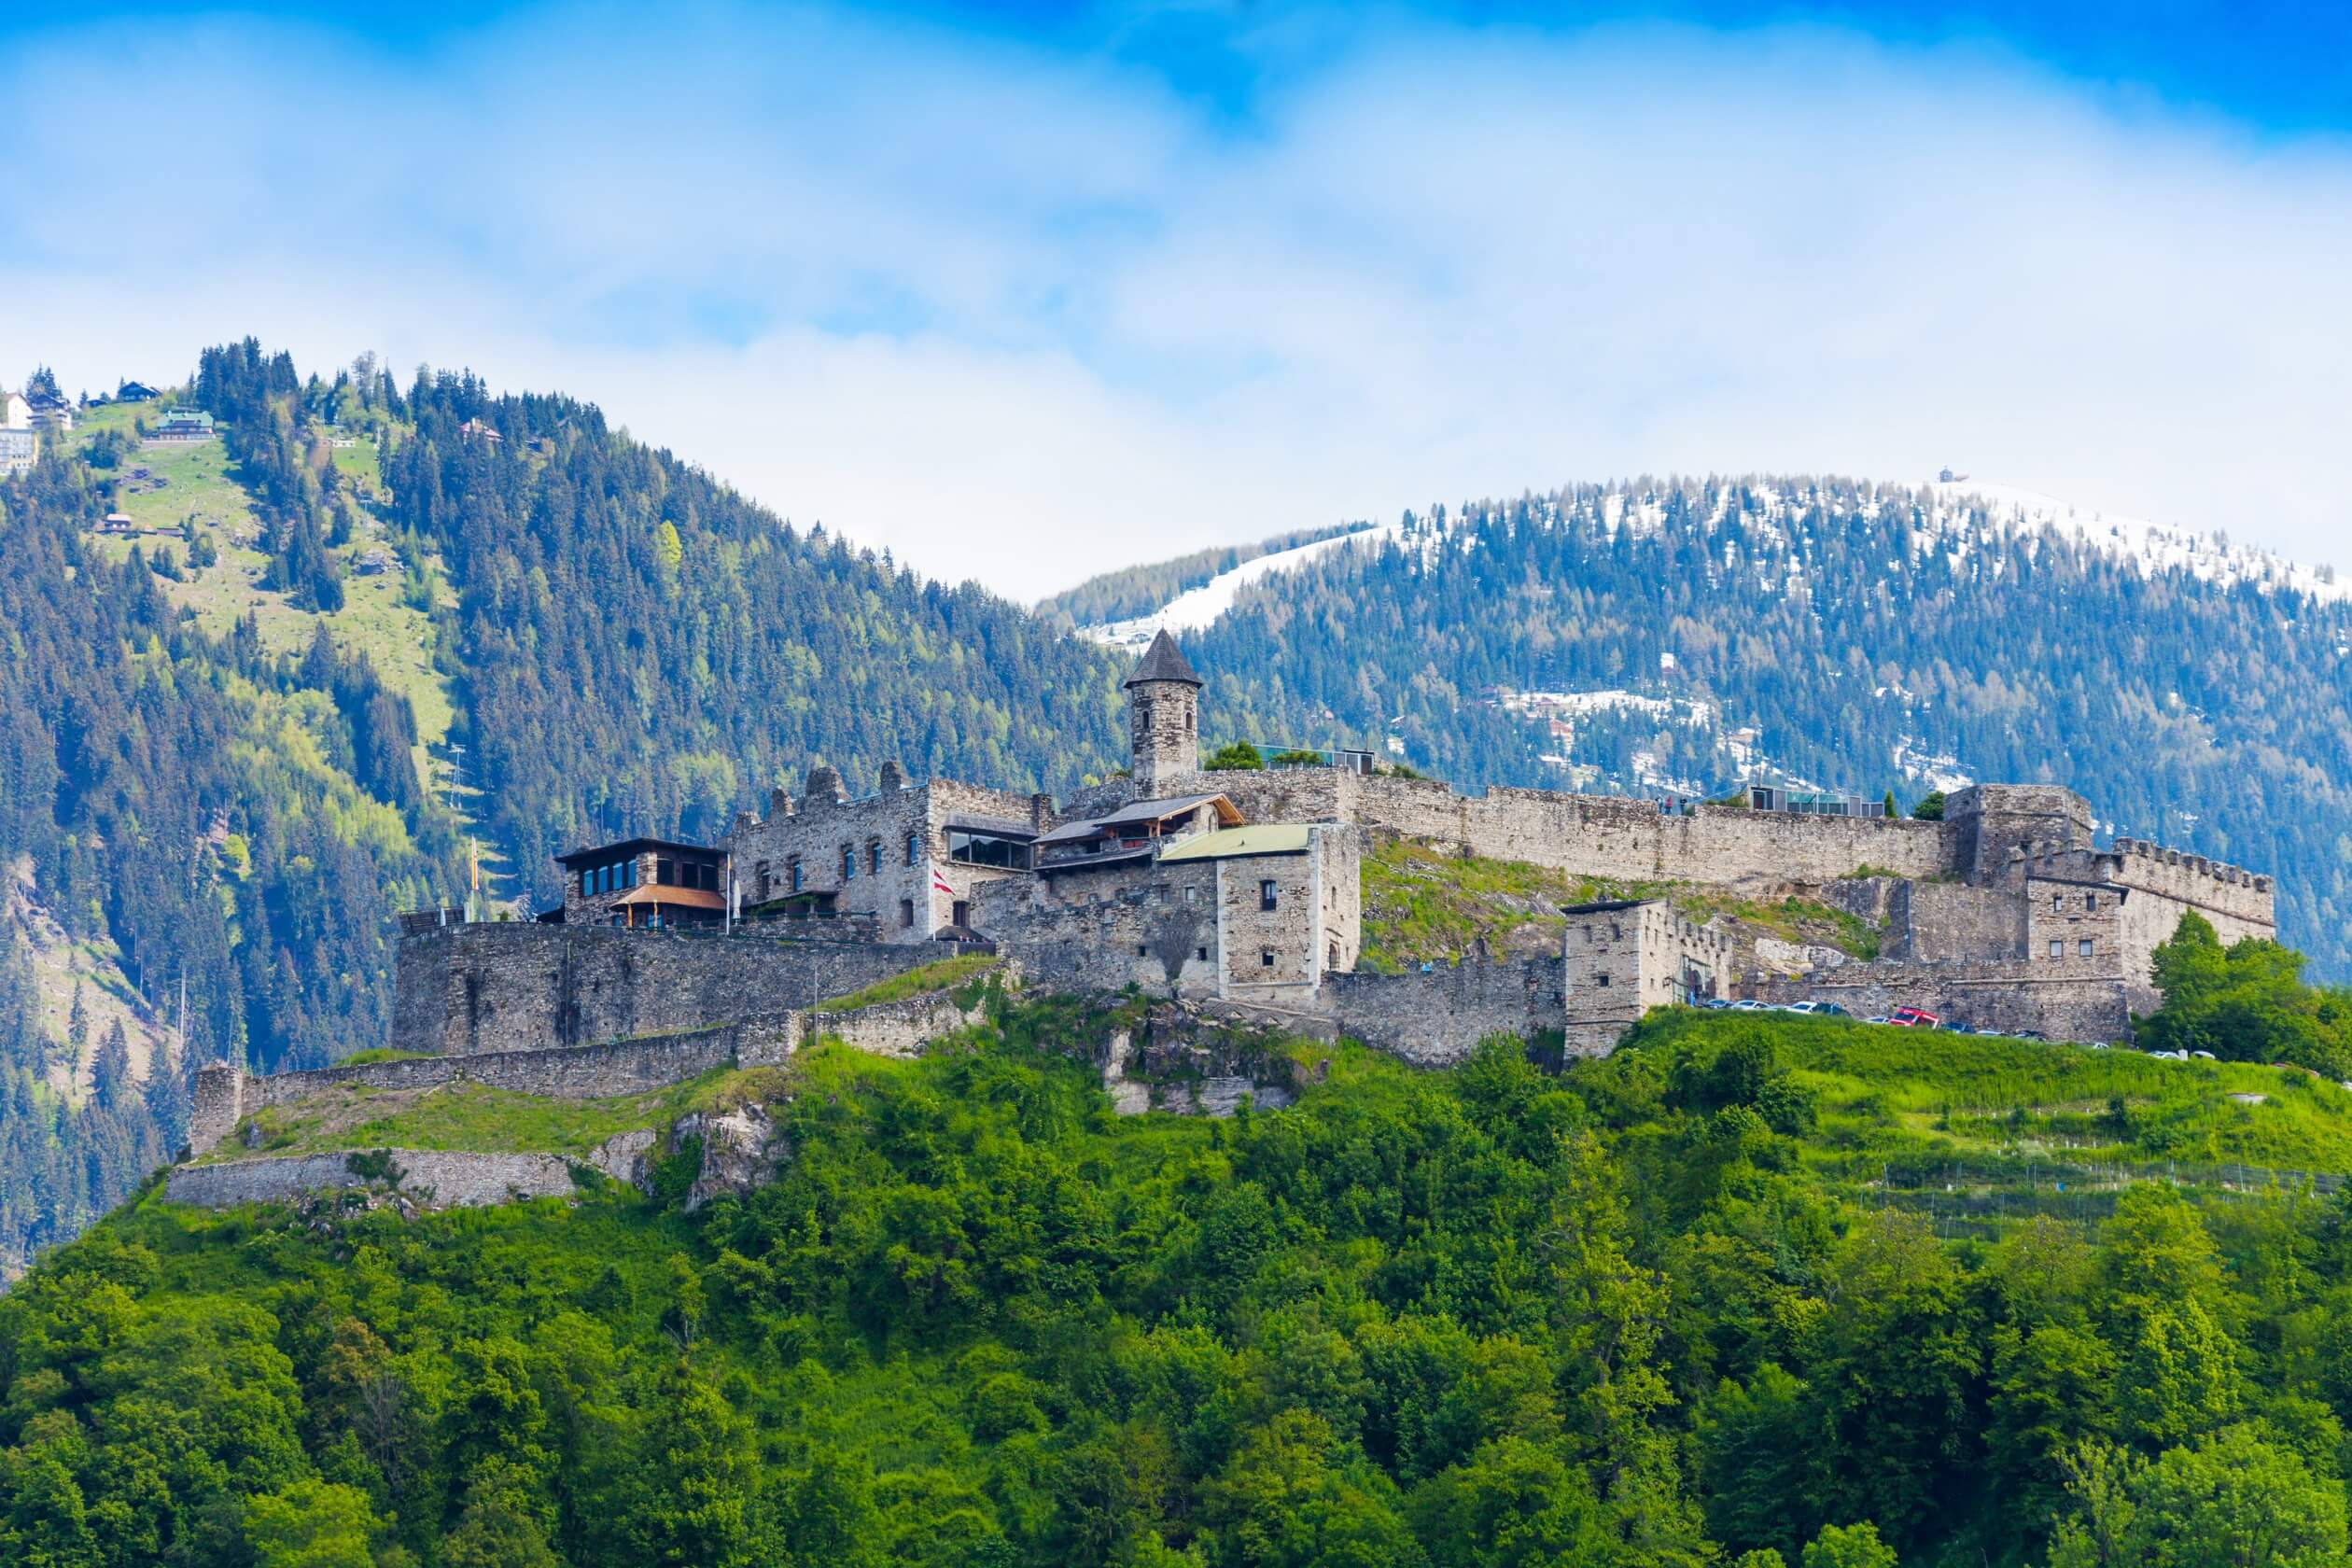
<box><xmin>3</xmin><ymin>1</ymin><xmax>2347</xmax><ymax>594</ymax></box>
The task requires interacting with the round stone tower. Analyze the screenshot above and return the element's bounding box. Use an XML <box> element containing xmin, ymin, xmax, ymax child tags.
<box><xmin>1124</xmin><ymin>629</ymin><xmax>1202</xmax><ymax>795</ymax></box>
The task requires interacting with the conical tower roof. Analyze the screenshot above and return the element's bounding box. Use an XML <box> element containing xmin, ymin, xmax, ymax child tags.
<box><xmin>1123</xmin><ymin>628</ymin><xmax>1202</xmax><ymax>689</ymax></box>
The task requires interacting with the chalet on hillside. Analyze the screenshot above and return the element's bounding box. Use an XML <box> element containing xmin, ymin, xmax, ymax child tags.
<box><xmin>149</xmin><ymin>409</ymin><xmax>216</xmax><ymax>443</ymax></box>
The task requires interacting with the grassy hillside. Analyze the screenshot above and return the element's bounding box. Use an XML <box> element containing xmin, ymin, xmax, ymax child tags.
<box><xmin>1358</xmin><ymin>839</ymin><xmax>1880</xmax><ymax>973</ymax></box>
<box><xmin>10</xmin><ymin>1000</ymin><xmax>2352</xmax><ymax>1567</ymax></box>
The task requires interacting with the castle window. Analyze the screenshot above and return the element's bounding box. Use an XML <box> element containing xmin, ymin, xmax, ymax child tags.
<box><xmin>901</xmin><ymin>899</ymin><xmax>915</xmax><ymax>928</ymax></box>
<box><xmin>1329</xmin><ymin>943</ymin><xmax>1339</xmax><ymax>969</ymax></box>
<box><xmin>1611</xmin><ymin>922</ymin><xmax>1622</xmax><ymax>941</ymax></box>
<box><xmin>1197</xmin><ymin>945</ymin><xmax>1209</xmax><ymax>961</ymax></box>
<box><xmin>2049</xmin><ymin>939</ymin><xmax>2063</xmax><ymax>959</ymax></box>
<box><xmin>581</xmin><ymin>869</ymin><xmax>593</xmax><ymax>898</ymax></box>
<box><xmin>1136</xmin><ymin>698</ymin><xmax>1152</xmax><ymax>730</ymax></box>
<box><xmin>1138</xmin><ymin>945</ymin><xmax>1149</xmax><ymax>958</ymax></box>
<box><xmin>1184</xmin><ymin>886</ymin><xmax>1198</xmax><ymax>905</ymax></box>
<box><xmin>1261</xmin><ymin>950</ymin><xmax>1275</xmax><ymax>968</ymax></box>
<box><xmin>869</xmin><ymin>841</ymin><xmax>882</xmax><ymax>875</ymax></box>
<box><xmin>1597</xmin><ymin>973</ymin><xmax>1611</xmax><ymax>987</ymax></box>
<box><xmin>626</xmin><ymin>860</ymin><xmax>639</xmax><ymax>889</ymax></box>
<box><xmin>2052</xmin><ymin>893</ymin><xmax>2063</xmax><ymax>912</ymax></box>
<box><xmin>2084</xmin><ymin>893</ymin><xmax>2097</xmax><ymax>912</ymax></box>
<box><xmin>842</xmin><ymin>846</ymin><xmax>855</xmax><ymax>880</ymax></box>
<box><xmin>906</xmin><ymin>833</ymin><xmax>919</xmax><ymax>866</ymax></box>
<box><xmin>789</xmin><ymin>859</ymin><xmax>803</xmax><ymax>892</ymax></box>
<box><xmin>1260</xmin><ymin>879</ymin><xmax>1278</xmax><ymax>911</ymax></box>
<box><xmin>657</xmin><ymin>859</ymin><xmax>677</xmax><ymax>886</ymax></box>
<box><xmin>753</xmin><ymin>861</ymin><xmax>769</xmax><ymax>900</ymax></box>
<box><xmin>2079</xmin><ymin>938</ymin><xmax>2094</xmax><ymax>958</ymax></box>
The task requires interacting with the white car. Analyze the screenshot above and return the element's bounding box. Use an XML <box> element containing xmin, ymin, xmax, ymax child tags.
<box><xmin>2191</xmin><ymin>1050</ymin><xmax>2217</xmax><ymax>1060</ymax></box>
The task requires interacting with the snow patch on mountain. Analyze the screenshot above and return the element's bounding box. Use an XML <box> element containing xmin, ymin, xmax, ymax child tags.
<box><xmin>1077</xmin><ymin>521</ymin><xmax>1406</xmax><ymax>652</ymax></box>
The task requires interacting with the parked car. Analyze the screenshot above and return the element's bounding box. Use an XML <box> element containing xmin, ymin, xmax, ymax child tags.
<box><xmin>1698</xmin><ymin>999</ymin><xmax>1732</xmax><ymax>1010</ymax></box>
<box><xmin>1940</xmin><ymin>1019</ymin><xmax>1976</xmax><ymax>1033</ymax></box>
<box><xmin>2191</xmin><ymin>1049</ymin><xmax>2217</xmax><ymax>1060</ymax></box>
<box><xmin>1865</xmin><ymin>1015</ymin><xmax>1891</xmax><ymax>1026</ymax></box>
<box><xmin>1779</xmin><ymin>1001</ymin><xmax>1821</xmax><ymax>1015</ymax></box>
<box><xmin>2010</xmin><ymin>1029</ymin><xmax>2048</xmax><ymax>1042</ymax></box>
<box><xmin>1813</xmin><ymin>1002</ymin><xmax>1851</xmax><ymax>1017</ymax></box>
<box><xmin>1888</xmin><ymin>1006</ymin><xmax>1939</xmax><ymax>1029</ymax></box>
<box><xmin>1728</xmin><ymin>1000</ymin><xmax>1767</xmax><ymax>1012</ymax></box>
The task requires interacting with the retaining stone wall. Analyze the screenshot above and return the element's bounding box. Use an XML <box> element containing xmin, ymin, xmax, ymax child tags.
<box><xmin>164</xmin><ymin>1146</ymin><xmax>637</xmax><ymax>1210</ymax></box>
<box><xmin>1751</xmin><ymin>961</ymin><xmax>2131</xmax><ymax>1043</ymax></box>
<box><xmin>188</xmin><ymin>1021</ymin><xmax>803</xmax><ymax>1157</ymax></box>
<box><xmin>814</xmin><ymin>990</ymin><xmax>985</xmax><ymax>1058</ymax></box>
<box><xmin>390</xmin><ymin>924</ymin><xmax>941</xmax><ymax>1057</ymax></box>
<box><xmin>1329</xmin><ymin>959</ymin><xmax>1567</xmax><ymax>1067</ymax></box>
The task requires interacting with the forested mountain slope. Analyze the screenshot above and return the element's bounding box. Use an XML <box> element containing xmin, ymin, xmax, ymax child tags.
<box><xmin>1135</xmin><ymin>483</ymin><xmax>2352</xmax><ymax>974</ymax></box>
<box><xmin>0</xmin><ymin>342</ymin><xmax>1136</xmax><ymax>1274</ymax></box>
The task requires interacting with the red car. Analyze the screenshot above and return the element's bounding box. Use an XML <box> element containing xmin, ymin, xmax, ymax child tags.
<box><xmin>1888</xmin><ymin>1006</ymin><xmax>1940</xmax><ymax>1029</ymax></box>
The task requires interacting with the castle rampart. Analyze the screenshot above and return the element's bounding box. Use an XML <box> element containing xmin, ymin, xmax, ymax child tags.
<box><xmin>389</xmin><ymin>923</ymin><xmax>944</xmax><ymax>1057</ymax></box>
<box><xmin>189</xmin><ymin>1020</ymin><xmax>801</xmax><ymax>1157</ymax></box>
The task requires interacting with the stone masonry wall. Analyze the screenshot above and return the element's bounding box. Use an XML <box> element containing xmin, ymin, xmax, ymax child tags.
<box><xmin>1329</xmin><ymin>959</ymin><xmax>1567</xmax><ymax>1067</ymax></box>
<box><xmin>814</xmin><ymin>989</ymin><xmax>987</xmax><ymax>1058</ymax></box>
<box><xmin>165</xmin><ymin>1148</ymin><xmax>630</xmax><ymax>1211</ymax></box>
<box><xmin>389</xmin><ymin>925</ymin><xmax>942</xmax><ymax>1057</ymax></box>
<box><xmin>1822</xmin><ymin>878</ymin><xmax>2024</xmax><ymax>962</ymax></box>
<box><xmin>1752</xmin><ymin>962</ymin><xmax>2132</xmax><ymax>1043</ymax></box>
<box><xmin>188</xmin><ymin>1021</ymin><xmax>805</xmax><ymax>1156</ymax></box>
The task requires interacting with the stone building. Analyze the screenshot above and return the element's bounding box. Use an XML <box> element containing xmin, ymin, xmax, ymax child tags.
<box><xmin>555</xmin><ymin>836</ymin><xmax>730</xmax><ymax>927</ymax></box>
<box><xmin>725</xmin><ymin>761</ymin><xmax>1049</xmax><ymax>941</ymax></box>
<box><xmin>1126</xmin><ymin>629</ymin><xmax>1203</xmax><ymax>794</ymax></box>
<box><xmin>1561</xmin><ymin>899</ymin><xmax>1734</xmax><ymax>1053</ymax></box>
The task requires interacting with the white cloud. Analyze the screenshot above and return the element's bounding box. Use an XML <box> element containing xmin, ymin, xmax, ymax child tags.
<box><xmin>3</xmin><ymin>7</ymin><xmax>2347</xmax><ymax>597</ymax></box>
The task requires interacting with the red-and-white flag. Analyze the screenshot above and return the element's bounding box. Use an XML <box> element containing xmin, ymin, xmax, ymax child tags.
<box><xmin>931</xmin><ymin>862</ymin><xmax>957</xmax><ymax>898</ymax></box>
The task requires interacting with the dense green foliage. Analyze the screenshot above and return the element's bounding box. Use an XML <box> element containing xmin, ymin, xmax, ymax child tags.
<box><xmin>2139</xmin><ymin>912</ymin><xmax>2352</xmax><ymax>1078</ymax></box>
<box><xmin>11</xmin><ymin>998</ymin><xmax>2352</xmax><ymax>1567</ymax></box>
<box><xmin>1177</xmin><ymin>483</ymin><xmax>2352</xmax><ymax>974</ymax></box>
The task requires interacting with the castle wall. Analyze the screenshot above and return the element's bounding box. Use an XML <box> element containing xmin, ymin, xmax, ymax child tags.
<box><xmin>1826</xmin><ymin>878</ymin><xmax>2023</xmax><ymax>961</ymax></box>
<box><xmin>1751</xmin><ymin>961</ymin><xmax>2131</xmax><ymax>1043</ymax></box>
<box><xmin>814</xmin><ymin>989</ymin><xmax>987</xmax><ymax>1058</ymax></box>
<box><xmin>390</xmin><ymin>925</ymin><xmax>942</xmax><ymax>1057</ymax></box>
<box><xmin>165</xmin><ymin>1147</ymin><xmax>635</xmax><ymax>1211</ymax></box>
<box><xmin>1329</xmin><ymin>959</ymin><xmax>1567</xmax><ymax>1067</ymax></box>
<box><xmin>1948</xmin><ymin>784</ymin><xmax>2095</xmax><ymax>884</ymax></box>
<box><xmin>187</xmin><ymin>1021</ymin><xmax>804</xmax><ymax>1156</ymax></box>
<box><xmin>1326</xmin><ymin>774</ymin><xmax>1962</xmax><ymax>886</ymax></box>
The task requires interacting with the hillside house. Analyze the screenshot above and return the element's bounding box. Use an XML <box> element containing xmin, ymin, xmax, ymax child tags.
<box><xmin>149</xmin><ymin>409</ymin><xmax>216</xmax><ymax>443</ymax></box>
<box><xmin>25</xmin><ymin>391</ymin><xmax>73</xmax><ymax>433</ymax></box>
<box><xmin>2</xmin><ymin>391</ymin><xmax>29</xmax><ymax>429</ymax></box>
<box><xmin>0</xmin><ymin>427</ymin><xmax>35</xmax><ymax>474</ymax></box>
<box><xmin>117</xmin><ymin>382</ymin><xmax>161</xmax><ymax>402</ymax></box>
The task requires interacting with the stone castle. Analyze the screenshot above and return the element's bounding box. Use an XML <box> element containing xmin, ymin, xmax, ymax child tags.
<box><xmin>185</xmin><ymin>630</ymin><xmax>2276</xmax><ymax>1169</ymax></box>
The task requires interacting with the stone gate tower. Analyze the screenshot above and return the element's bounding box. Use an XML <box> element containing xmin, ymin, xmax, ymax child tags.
<box><xmin>1125</xmin><ymin>629</ymin><xmax>1202</xmax><ymax>793</ymax></box>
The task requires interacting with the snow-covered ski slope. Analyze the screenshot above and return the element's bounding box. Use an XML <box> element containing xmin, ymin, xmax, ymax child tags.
<box><xmin>1077</xmin><ymin>522</ymin><xmax>1405</xmax><ymax>652</ymax></box>
<box><xmin>1080</xmin><ymin>477</ymin><xmax>2346</xmax><ymax>651</ymax></box>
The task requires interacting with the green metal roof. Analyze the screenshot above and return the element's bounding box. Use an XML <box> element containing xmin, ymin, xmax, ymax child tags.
<box><xmin>1156</xmin><ymin>824</ymin><xmax>1312</xmax><ymax>862</ymax></box>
